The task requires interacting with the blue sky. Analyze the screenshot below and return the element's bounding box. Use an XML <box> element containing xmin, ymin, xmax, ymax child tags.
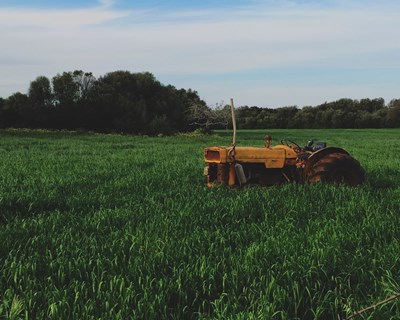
<box><xmin>1</xmin><ymin>0</ymin><xmax>399</xmax><ymax>107</ymax></box>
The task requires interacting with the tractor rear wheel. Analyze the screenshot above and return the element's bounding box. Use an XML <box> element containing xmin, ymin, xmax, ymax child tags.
<box><xmin>306</xmin><ymin>152</ymin><xmax>365</xmax><ymax>186</ymax></box>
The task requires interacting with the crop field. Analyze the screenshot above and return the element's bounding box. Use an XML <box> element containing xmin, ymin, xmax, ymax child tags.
<box><xmin>0</xmin><ymin>128</ymin><xmax>399</xmax><ymax>319</ymax></box>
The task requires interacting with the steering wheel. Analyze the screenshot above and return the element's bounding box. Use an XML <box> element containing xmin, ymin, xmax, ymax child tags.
<box><xmin>281</xmin><ymin>139</ymin><xmax>301</xmax><ymax>150</ymax></box>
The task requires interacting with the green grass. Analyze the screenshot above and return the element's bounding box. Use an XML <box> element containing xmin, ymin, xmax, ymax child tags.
<box><xmin>0</xmin><ymin>128</ymin><xmax>399</xmax><ymax>319</ymax></box>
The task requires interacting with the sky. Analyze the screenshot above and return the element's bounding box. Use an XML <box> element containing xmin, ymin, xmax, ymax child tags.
<box><xmin>1</xmin><ymin>0</ymin><xmax>400</xmax><ymax>108</ymax></box>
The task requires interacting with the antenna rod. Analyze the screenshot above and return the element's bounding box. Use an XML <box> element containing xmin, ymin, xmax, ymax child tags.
<box><xmin>230</xmin><ymin>98</ymin><xmax>237</xmax><ymax>146</ymax></box>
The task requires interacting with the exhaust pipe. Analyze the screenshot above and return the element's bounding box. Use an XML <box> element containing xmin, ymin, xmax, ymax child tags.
<box><xmin>235</xmin><ymin>163</ymin><xmax>248</xmax><ymax>185</ymax></box>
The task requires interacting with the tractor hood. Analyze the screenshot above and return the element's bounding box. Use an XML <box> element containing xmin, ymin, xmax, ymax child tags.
<box><xmin>204</xmin><ymin>145</ymin><xmax>297</xmax><ymax>169</ymax></box>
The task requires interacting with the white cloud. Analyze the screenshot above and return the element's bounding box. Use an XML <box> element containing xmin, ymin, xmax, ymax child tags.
<box><xmin>99</xmin><ymin>0</ymin><xmax>116</xmax><ymax>9</ymax></box>
<box><xmin>0</xmin><ymin>1</ymin><xmax>128</xmax><ymax>28</ymax></box>
<box><xmin>80</xmin><ymin>6</ymin><xmax>400</xmax><ymax>73</ymax></box>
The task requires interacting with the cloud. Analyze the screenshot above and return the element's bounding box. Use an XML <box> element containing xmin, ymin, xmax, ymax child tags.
<box><xmin>98</xmin><ymin>0</ymin><xmax>115</xmax><ymax>9</ymax></box>
<box><xmin>0</xmin><ymin>0</ymin><xmax>128</xmax><ymax>28</ymax></box>
<box><xmin>87</xmin><ymin>5</ymin><xmax>400</xmax><ymax>73</ymax></box>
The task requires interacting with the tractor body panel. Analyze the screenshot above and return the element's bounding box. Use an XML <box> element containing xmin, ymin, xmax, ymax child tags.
<box><xmin>204</xmin><ymin>145</ymin><xmax>297</xmax><ymax>168</ymax></box>
<box><xmin>204</xmin><ymin>147</ymin><xmax>228</xmax><ymax>163</ymax></box>
<box><xmin>234</xmin><ymin>147</ymin><xmax>286</xmax><ymax>168</ymax></box>
<box><xmin>204</xmin><ymin>145</ymin><xmax>301</xmax><ymax>186</ymax></box>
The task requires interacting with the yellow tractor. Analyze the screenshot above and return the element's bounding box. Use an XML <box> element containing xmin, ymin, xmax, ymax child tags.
<box><xmin>204</xmin><ymin>99</ymin><xmax>365</xmax><ymax>187</ymax></box>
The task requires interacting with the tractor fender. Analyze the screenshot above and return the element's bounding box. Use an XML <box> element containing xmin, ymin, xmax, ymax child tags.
<box><xmin>301</xmin><ymin>147</ymin><xmax>350</xmax><ymax>182</ymax></box>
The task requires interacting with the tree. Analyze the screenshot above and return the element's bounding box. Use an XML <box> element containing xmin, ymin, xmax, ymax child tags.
<box><xmin>72</xmin><ymin>70</ymin><xmax>96</xmax><ymax>100</ymax></box>
<box><xmin>88</xmin><ymin>70</ymin><xmax>185</xmax><ymax>134</ymax></box>
<box><xmin>53</xmin><ymin>72</ymin><xmax>80</xmax><ymax>106</ymax></box>
<box><xmin>1</xmin><ymin>92</ymin><xmax>29</xmax><ymax>127</ymax></box>
<box><xmin>289</xmin><ymin>106</ymin><xmax>315</xmax><ymax>128</ymax></box>
<box><xmin>387</xmin><ymin>99</ymin><xmax>400</xmax><ymax>127</ymax></box>
<box><xmin>185</xmin><ymin>102</ymin><xmax>231</xmax><ymax>131</ymax></box>
<box><xmin>359</xmin><ymin>98</ymin><xmax>385</xmax><ymax>113</ymax></box>
<box><xmin>270</xmin><ymin>106</ymin><xmax>298</xmax><ymax>128</ymax></box>
<box><xmin>52</xmin><ymin>70</ymin><xmax>97</xmax><ymax>106</ymax></box>
<box><xmin>87</xmin><ymin>70</ymin><xmax>137</xmax><ymax>132</ymax></box>
<box><xmin>0</xmin><ymin>98</ymin><xmax>4</xmax><ymax>112</ymax></box>
<box><xmin>28</xmin><ymin>76</ymin><xmax>52</xmax><ymax>108</ymax></box>
<box><xmin>331</xmin><ymin>109</ymin><xmax>356</xmax><ymax>128</ymax></box>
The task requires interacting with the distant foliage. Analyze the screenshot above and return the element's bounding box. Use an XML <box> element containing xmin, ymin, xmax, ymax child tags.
<box><xmin>0</xmin><ymin>72</ymin><xmax>399</xmax><ymax>133</ymax></box>
<box><xmin>236</xmin><ymin>97</ymin><xmax>400</xmax><ymax>129</ymax></box>
<box><xmin>0</xmin><ymin>70</ymin><xmax>207</xmax><ymax>135</ymax></box>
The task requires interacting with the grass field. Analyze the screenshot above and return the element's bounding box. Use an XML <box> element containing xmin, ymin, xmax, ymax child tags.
<box><xmin>0</xmin><ymin>128</ymin><xmax>399</xmax><ymax>319</ymax></box>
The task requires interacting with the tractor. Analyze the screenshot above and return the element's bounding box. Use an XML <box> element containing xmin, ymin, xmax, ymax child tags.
<box><xmin>204</xmin><ymin>99</ymin><xmax>365</xmax><ymax>187</ymax></box>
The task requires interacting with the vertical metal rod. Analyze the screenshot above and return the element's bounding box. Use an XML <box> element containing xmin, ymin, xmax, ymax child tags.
<box><xmin>230</xmin><ymin>98</ymin><xmax>237</xmax><ymax>146</ymax></box>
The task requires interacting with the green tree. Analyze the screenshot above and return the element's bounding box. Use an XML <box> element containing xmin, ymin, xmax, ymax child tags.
<box><xmin>53</xmin><ymin>72</ymin><xmax>79</xmax><ymax>106</ymax></box>
<box><xmin>331</xmin><ymin>110</ymin><xmax>355</xmax><ymax>128</ymax></box>
<box><xmin>0</xmin><ymin>97</ymin><xmax>4</xmax><ymax>114</ymax></box>
<box><xmin>72</xmin><ymin>70</ymin><xmax>96</xmax><ymax>100</ymax></box>
<box><xmin>1</xmin><ymin>92</ymin><xmax>29</xmax><ymax>127</ymax></box>
<box><xmin>289</xmin><ymin>106</ymin><xmax>316</xmax><ymax>128</ymax></box>
<box><xmin>88</xmin><ymin>70</ymin><xmax>187</xmax><ymax>134</ymax></box>
<box><xmin>387</xmin><ymin>99</ymin><xmax>400</xmax><ymax>127</ymax></box>
<box><xmin>359</xmin><ymin>98</ymin><xmax>385</xmax><ymax>113</ymax></box>
<box><xmin>28</xmin><ymin>76</ymin><xmax>52</xmax><ymax>108</ymax></box>
<box><xmin>271</xmin><ymin>106</ymin><xmax>298</xmax><ymax>128</ymax></box>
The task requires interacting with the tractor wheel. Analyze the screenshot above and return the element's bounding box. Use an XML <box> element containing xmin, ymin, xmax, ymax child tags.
<box><xmin>306</xmin><ymin>152</ymin><xmax>365</xmax><ymax>186</ymax></box>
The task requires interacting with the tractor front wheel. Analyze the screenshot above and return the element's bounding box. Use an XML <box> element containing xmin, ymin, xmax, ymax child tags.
<box><xmin>306</xmin><ymin>152</ymin><xmax>365</xmax><ymax>186</ymax></box>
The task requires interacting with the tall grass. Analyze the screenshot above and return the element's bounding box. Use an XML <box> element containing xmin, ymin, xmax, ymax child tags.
<box><xmin>0</xmin><ymin>128</ymin><xmax>399</xmax><ymax>319</ymax></box>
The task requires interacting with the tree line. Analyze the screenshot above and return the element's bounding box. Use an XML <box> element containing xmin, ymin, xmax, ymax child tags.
<box><xmin>236</xmin><ymin>98</ymin><xmax>400</xmax><ymax>129</ymax></box>
<box><xmin>0</xmin><ymin>70</ymin><xmax>208</xmax><ymax>135</ymax></box>
<box><xmin>0</xmin><ymin>70</ymin><xmax>399</xmax><ymax>134</ymax></box>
